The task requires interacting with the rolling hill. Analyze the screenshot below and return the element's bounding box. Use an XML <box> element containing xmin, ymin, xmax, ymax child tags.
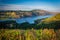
<box><xmin>37</xmin><ymin>13</ymin><xmax>60</xmax><ymax>29</ymax></box>
<box><xmin>41</xmin><ymin>13</ymin><xmax>60</xmax><ymax>23</ymax></box>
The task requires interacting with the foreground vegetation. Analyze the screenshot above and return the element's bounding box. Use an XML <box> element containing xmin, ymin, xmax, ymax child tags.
<box><xmin>0</xmin><ymin>29</ymin><xmax>60</xmax><ymax>40</ymax></box>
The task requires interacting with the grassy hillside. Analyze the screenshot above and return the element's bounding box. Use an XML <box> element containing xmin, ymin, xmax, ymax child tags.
<box><xmin>42</xmin><ymin>13</ymin><xmax>60</xmax><ymax>23</ymax></box>
<box><xmin>37</xmin><ymin>13</ymin><xmax>60</xmax><ymax>29</ymax></box>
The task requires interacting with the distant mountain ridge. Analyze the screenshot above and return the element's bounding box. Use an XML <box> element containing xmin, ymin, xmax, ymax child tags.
<box><xmin>0</xmin><ymin>9</ymin><xmax>60</xmax><ymax>19</ymax></box>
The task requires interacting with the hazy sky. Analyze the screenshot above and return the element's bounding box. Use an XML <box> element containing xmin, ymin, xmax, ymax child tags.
<box><xmin>0</xmin><ymin>0</ymin><xmax>60</xmax><ymax>12</ymax></box>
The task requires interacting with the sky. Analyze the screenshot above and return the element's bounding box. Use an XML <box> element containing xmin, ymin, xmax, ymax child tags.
<box><xmin>0</xmin><ymin>0</ymin><xmax>60</xmax><ymax>12</ymax></box>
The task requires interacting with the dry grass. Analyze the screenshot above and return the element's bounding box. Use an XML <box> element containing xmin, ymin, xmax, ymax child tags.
<box><xmin>0</xmin><ymin>29</ymin><xmax>60</xmax><ymax>40</ymax></box>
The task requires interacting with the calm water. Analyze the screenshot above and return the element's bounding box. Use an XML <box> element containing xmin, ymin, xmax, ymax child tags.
<box><xmin>0</xmin><ymin>15</ymin><xmax>52</xmax><ymax>24</ymax></box>
<box><xmin>16</xmin><ymin>15</ymin><xmax>52</xmax><ymax>24</ymax></box>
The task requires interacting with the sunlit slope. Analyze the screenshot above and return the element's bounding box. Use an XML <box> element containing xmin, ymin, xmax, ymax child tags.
<box><xmin>42</xmin><ymin>13</ymin><xmax>60</xmax><ymax>23</ymax></box>
<box><xmin>37</xmin><ymin>13</ymin><xmax>60</xmax><ymax>29</ymax></box>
